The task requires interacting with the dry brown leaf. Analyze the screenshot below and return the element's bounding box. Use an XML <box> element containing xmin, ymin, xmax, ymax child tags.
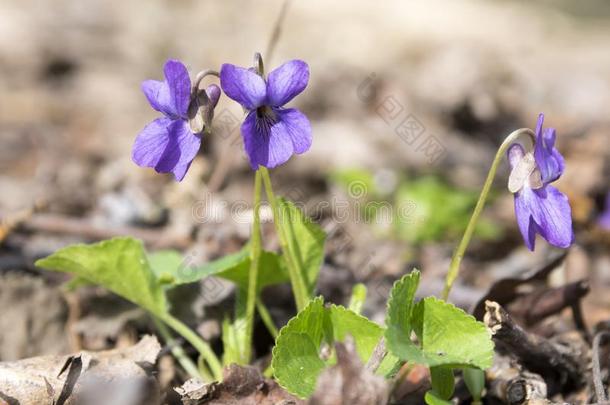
<box><xmin>175</xmin><ymin>364</ymin><xmax>302</xmax><ymax>405</ymax></box>
<box><xmin>0</xmin><ymin>334</ymin><xmax>161</xmax><ymax>405</ymax></box>
<box><xmin>309</xmin><ymin>338</ymin><xmax>389</xmax><ymax>405</ymax></box>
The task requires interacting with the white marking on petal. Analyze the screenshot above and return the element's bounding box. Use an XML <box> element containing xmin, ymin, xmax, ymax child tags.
<box><xmin>528</xmin><ymin>168</ymin><xmax>543</xmax><ymax>190</ymax></box>
<box><xmin>189</xmin><ymin>111</ymin><xmax>204</xmax><ymax>134</ymax></box>
<box><xmin>508</xmin><ymin>152</ymin><xmax>537</xmax><ymax>193</ymax></box>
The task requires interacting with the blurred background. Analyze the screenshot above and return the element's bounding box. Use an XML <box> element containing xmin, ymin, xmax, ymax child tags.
<box><xmin>1</xmin><ymin>0</ymin><xmax>610</xmax><ymax>393</ymax></box>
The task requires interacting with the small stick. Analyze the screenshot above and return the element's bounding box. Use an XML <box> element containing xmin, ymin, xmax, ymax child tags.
<box><xmin>366</xmin><ymin>337</ymin><xmax>386</xmax><ymax>373</ymax></box>
<box><xmin>592</xmin><ymin>332</ymin><xmax>610</xmax><ymax>404</ymax></box>
<box><xmin>63</xmin><ymin>291</ymin><xmax>83</xmax><ymax>352</ymax></box>
<box><xmin>265</xmin><ymin>0</ymin><xmax>293</xmax><ymax>64</ymax></box>
<box><xmin>506</xmin><ymin>373</ymin><xmax>548</xmax><ymax>405</ymax></box>
<box><xmin>523</xmin><ymin>280</ymin><xmax>590</xmax><ymax>326</ymax></box>
<box><xmin>0</xmin><ymin>200</ymin><xmax>46</xmax><ymax>244</ymax></box>
<box><xmin>484</xmin><ymin>301</ymin><xmax>584</xmax><ymax>393</ymax></box>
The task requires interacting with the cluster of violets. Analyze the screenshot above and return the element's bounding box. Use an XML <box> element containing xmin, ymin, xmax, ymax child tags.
<box><xmin>132</xmin><ymin>58</ymin><xmax>311</xmax><ymax>180</ymax></box>
<box><xmin>132</xmin><ymin>57</ymin><xmax>576</xmax><ymax>252</ymax></box>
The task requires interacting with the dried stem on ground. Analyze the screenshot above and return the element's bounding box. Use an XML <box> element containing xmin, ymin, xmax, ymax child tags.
<box><xmin>484</xmin><ymin>301</ymin><xmax>586</xmax><ymax>395</ymax></box>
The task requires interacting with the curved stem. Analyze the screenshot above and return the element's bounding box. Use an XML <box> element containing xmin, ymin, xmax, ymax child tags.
<box><xmin>244</xmin><ymin>169</ymin><xmax>263</xmax><ymax>362</ymax></box>
<box><xmin>160</xmin><ymin>312</ymin><xmax>223</xmax><ymax>380</ymax></box>
<box><xmin>259</xmin><ymin>166</ymin><xmax>309</xmax><ymax>311</ymax></box>
<box><xmin>257</xmin><ymin>299</ymin><xmax>279</xmax><ymax>338</ymax></box>
<box><xmin>442</xmin><ymin>128</ymin><xmax>535</xmax><ymax>300</ymax></box>
<box><xmin>152</xmin><ymin>316</ymin><xmax>206</xmax><ymax>381</ymax></box>
<box><xmin>253</xmin><ymin>52</ymin><xmax>264</xmax><ymax>76</ymax></box>
<box><xmin>192</xmin><ymin>69</ymin><xmax>220</xmax><ymax>95</ymax></box>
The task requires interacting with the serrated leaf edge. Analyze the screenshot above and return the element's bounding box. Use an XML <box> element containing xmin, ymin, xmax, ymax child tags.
<box><xmin>385</xmin><ymin>269</ymin><xmax>421</xmax><ymax>327</ymax></box>
<box><xmin>417</xmin><ymin>296</ymin><xmax>495</xmax><ymax>369</ymax></box>
<box><xmin>35</xmin><ymin>236</ymin><xmax>143</xmax><ymax>269</ymax></box>
<box><xmin>271</xmin><ymin>297</ymin><xmax>326</xmax><ymax>398</ymax></box>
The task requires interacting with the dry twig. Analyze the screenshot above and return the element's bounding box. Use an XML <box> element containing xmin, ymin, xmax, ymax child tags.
<box><xmin>484</xmin><ymin>301</ymin><xmax>585</xmax><ymax>394</ymax></box>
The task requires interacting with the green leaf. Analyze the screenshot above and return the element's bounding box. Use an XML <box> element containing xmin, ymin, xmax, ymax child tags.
<box><xmin>272</xmin><ymin>298</ymin><xmax>328</xmax><ymax>398</ymax></box>
<box><xmin>148</xmin><ymin>250</ymin><xmax>183</xmax><ymax>285</ymax></box>
<box><xmin>148</xmin><ymin>248</ymin><xmax>246</xmax><ymax>285</ymax></box>
<box><xmin>385</xmin><ymin>271</ymin><xmax>494</xmax><ymax>370</ymax></box>
<box><xmin>424</xmin><ymin>390</ymin><xmax>453</xmax><ymax>405</ymax></box>
<box><xmin>62</xmin><ymin>276</ymin><xmax>94</xmax><ymax>291</ymax></box>
<box><xmin>226</xmin><ymin>288</ymin><xmax>250</xmax><ymax>365</ymax></box>
<box><xmin>385</xmin><ymin>271</ymin><xmax>426</xmax><ymax>364</ymax></box>
<box><xmin>277</xmin><ymin>297</ymin><xmax>328</xmax><ymax>347</ymax></box>
<box><xmin>430</xmin><ymin>367</ymin><xmax>455</xmax><ymax>400</ymax></box>
<box><xmin>148</xmin><ymin>247</ymin><xmax>289</xmax><ymax>291</ymax></box>
<box><xmin>221</xmin><ymin>251</ymin><xmax>288</xmax><ymax>291</ymax></box>
<box><xmin>328</xmin><ymin>305</ymin><xmax>383</xmax><ymax>363</ymax></box>
<box><xmin>277</xmin><ymin>198</ymin><xmax>326</xmax><ymax>294</ymax></box>
<box><xmin>463</xmin><ymin>367</ymin><xmax>485</xmax><ymax>401</ymax></box>
<box><xmin>272</xmin><ymin>332</ymin><xmax>326</xmax><ymax>398</ymax></box>
<box><xmin>412</xmin><ymin>298</ymin><xmax>494</xmax><ymax>369</ymax></box>
<box><xmin>393</xmin><ymin>176</ymin><xmax>502</xmax><ymax>244</ymax></box>
<box><xmin>149</xmin><ymin>247</ymin><xmax>289</xmax><ymax>366</ymax></box>
<box><xmin>329</xmin><ymin>304</ymin><xmax>400</xmax><ymax>378</ymax></box>
<box><xmin>348</xmin><ymin>283</ymin><xmax>367</xmax><ymax>315</ymax></box>
<box><xmin>36</xmin><ymin>237</ymin><xmax>167</xmax><ymax>316</ymax></box>
<box><xmin>272</xmin><ymin>297</ymin><xmax>398</xmax><ymax>398</ymax></box>
<box><xmin>221</xmin><ymin>316</ymin><xmax>243</xmax><ymax>366</ymax></box>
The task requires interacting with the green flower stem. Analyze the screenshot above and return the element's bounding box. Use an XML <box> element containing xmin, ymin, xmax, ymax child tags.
<box><xmin>442</xmin><ymin>128</ymin><xmax>535</xmax><ymax>300</ymax></box>
<box><xmin>244</xmin><ymin>169</ymin><xmax>263</xmax><ymax>363</ymax></box>
<box><xmin>152</xmin><ymin>316</ymin><xmax>206</xmax><ymax>381</ymax></box>
<box><xmin>257</xmin><ymin>298</ymin><xmax>279</xmax><ymax>338</ymax></box>
<box><xmin>259</xmin><ymin>166</ymin><xmax>310</xmax><ymax>311</ymax></box>
<box><xmin>160</xmin><ymin>312</ymin><xmax>223</xmax><ymax>381</ymax></box>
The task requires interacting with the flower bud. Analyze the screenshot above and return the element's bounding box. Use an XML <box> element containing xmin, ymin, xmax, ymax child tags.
<box><xmin>188</xmin><ymin>84</ymin><xmax>222</xmax><ymax>134</ymax></box>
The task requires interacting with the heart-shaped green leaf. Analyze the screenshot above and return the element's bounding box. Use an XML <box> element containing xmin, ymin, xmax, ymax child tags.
<box><xmin>385</xmin><ymin>271</ymin><xmax>426</xmax><ymax>364</ymax></box>
<box><xmin>412</xmin><ymin>297</ymin><xmax>493</xmax><ymax>369</ymax></box>
<box><xmin>277</xmin><ymin>198</ymin><xmax>326</xmax><ymax>295</ymax></box>
<box><xmin>272</xmin><ymin>297</ymin><xmax>397</xmax><ymax>398</ymax></box>
<box><xmin>36</xmin><ymin>237</ymin><xmax>167</xmax><ymax>316</ymax></box>
<box><xmin>148</xmin><ymin>247</ymin><xmax>288</xmax><ymax>291</ymax></box>
<box><xmin>385</xmin><ymin>270</ymin><xmax>494</xmax><ymax>370</ymax></box>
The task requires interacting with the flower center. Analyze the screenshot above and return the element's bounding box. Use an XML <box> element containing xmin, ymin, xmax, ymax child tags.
<box><xmin>255</xmin><ymin>106</ymin><xmax>278</xmax><ymax>133</ymax></box>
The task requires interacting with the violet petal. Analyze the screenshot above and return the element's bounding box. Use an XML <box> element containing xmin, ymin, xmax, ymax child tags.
<box><xmin>132</xmin><ymin>117</ymin><xmax>173</xmax><ymax>168</ymax></box>
<box><xmin>205</xmin><ymin>84</ymin><xmax>222</xmax><ymax>108</ymax></box>
<box><xmin>241</xmin><ymin>110</ymin><xmax>293</xmax><ymax>169</ymax></box>
<box><xmin>154</xmin><ymin>119</ymin><xmax>201</xmax><ymax>181</ymax></box>
<box><xmin>132</xmin><ymin>117</ymin><xmax>200</xmax><ymax>181</ymax></box>
<box><xmin>533</xmin><ymin>116</ymin><xmax>564</xmax><ymax>184</ymax></box>
<box><xmin>266</xmin><ymin>60</ymin><xmax>309</xmax><ymax>107</ymax></box>
<box><xmin>141</xmin><ymin>80</ymin><xmax>173</xmax><ymax>117</ymax></box>
<box><xmin>515</xmin><ymin>185</ymin><xmax>573</xmax><ymax>251</ymax></box>
<box><xmin>219</xmin><ymin>64</ymin><xmax>266</xmax><ymax>110</ymax></box>
<box><xmin>275</xmin><ymin>108</ymin><xmax>312</xmax><ymax>154</ymax></box>
<box><xmin>163</xmin><ymin>59</ymin><xmax>191</xmax><ymax>118</ymax></box>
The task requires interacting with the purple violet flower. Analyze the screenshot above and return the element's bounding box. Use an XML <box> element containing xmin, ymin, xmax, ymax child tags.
<box><xmin>132</xmin><ymin>59</ymin><xmax>219</xmax><ymax>181</ymax></box>
<box><xmin>507</xmin><ymin>113</ymin><xmax>574</xmax><ymax>251</ymax></box>
<box><xmin>598</xmin><ymin>192</ymin><xmax>610</xmax><ymax>230</ymax></box>
<box><xmin>219</xmin><ymin>60</ymin><xmax>312</xmax><ymax>169</ymax></box>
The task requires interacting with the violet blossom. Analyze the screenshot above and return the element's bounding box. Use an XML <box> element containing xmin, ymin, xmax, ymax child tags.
<box><xmin>507</xmin><ymin>114</ymin><xmax>573</xmax><ymax>250</ymax></box>
<box><xmin>219</xmin><ymin>59</ymin><xmax>312</xmax><ymax>169</ymax></box>
<box><xmin>132</xmin><ymin>59</ymin><xmax>220</xmax><ymax>181</ymax></box>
